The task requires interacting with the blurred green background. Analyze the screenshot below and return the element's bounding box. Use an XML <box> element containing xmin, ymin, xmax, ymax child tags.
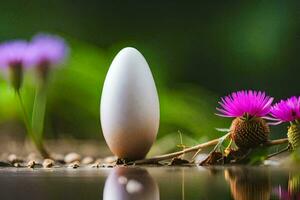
<box><xmin>0</xmin><ymin>1</ymin><xmax>298</xmax><ymax>146</ymax></box>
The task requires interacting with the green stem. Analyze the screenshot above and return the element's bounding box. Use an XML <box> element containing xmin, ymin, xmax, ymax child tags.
<box><xmin>16</xmin><ymin>90</ymin><xmax>36</xmax><ymax>141</ymax></box>
<box><xmin>32</xmin><ymin>84</ymin><xmax>47</xmax><ymax>141</ymax></box>
<box><xmin>16</xmin><ymin>90</ymin><xmax>50</xmax><ymax>158</ymax></box>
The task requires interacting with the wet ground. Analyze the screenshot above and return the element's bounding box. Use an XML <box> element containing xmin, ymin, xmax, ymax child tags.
<box><xmin>0</xmin><ymin>166</ymin><xmax>298</xmax><ymax>200</ymax></box>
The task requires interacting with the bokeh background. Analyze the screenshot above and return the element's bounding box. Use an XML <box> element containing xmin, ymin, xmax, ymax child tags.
<box><xmin>0</xmin><ymin>1</ymin><xmax>299</xmax><ymax>150</ymax></box>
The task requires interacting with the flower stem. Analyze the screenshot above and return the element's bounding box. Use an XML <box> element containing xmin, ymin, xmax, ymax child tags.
<box><xmin>32</xmin><ymin>84</ymin><xmax>47</xmax><ymax>141</ymax></box>
<box><xmin>16</xmin><ymin>90</ymin><xmax>50</xmax><ymax>158</ymax></box>
<box><xmin>16</xmin><ymin>90</ymin><xmax>35</xmax><ymax>141</ymax></box>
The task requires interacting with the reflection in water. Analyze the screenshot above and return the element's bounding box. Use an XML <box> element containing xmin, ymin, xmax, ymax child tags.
<box><xmin>274</xmin><ymin>172</ymin><xmax>300</xmax><ymax>200</ymax></box>
<box><xmin>288</xmin><ymin>173</ymin><xmax>300</xmax><ymax>198</ymax></box>
<box><xmin>225</xmin><ymin>168</ymin><xmax>271</xmax><ymax>200</ymax></box>
<box><xmin>103</xmin><ymin>167</ymin><xmax>159</xmax><ymax>200</ymax></box>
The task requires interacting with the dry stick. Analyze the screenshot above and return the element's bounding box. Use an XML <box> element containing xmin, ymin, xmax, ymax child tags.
<box><xmin>264</xmin><ymin>138</ymin><xmax>288</xmax><ymax>146</ymax></box>
<box><xmin>265</xmin><ymin>138</ymin><xmax>290</xmax><ymax>159</ymax></box>
<box><xmin>133</xmin><ymin>138</ymin><xmax>221</xmax><ymax>164</ymax></box>
<box><xmin>267</xmin><ymin>146</ymin><xmax>289</xmax><ymax>159</ymax></box>
<box><xmin>132</xmin><ymin>136</ymin><xmax>289</xmax><ymax>165</ymax></box>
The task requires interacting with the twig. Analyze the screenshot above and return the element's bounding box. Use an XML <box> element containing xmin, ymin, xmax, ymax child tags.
<box><xmin>131</xmin><ymin>135</ymin><xmax>289</xmax><ymax>165</ymax></box>
<box><xmin>263</xmin><ymin>138</ymin><xmax>289</xmax><ymax>146</ymax></box>
<box><xmin>267</xmin><ymin>144</ymin><xmax>290</xmax><ymax>159</ymax></box>
<box><xmin>132</xmin><ymin>133</ymin><xmax>230</xmax><ymax>165</ymax></box>
<box><xmin>191</xmin><ymin>148</ymin><xmax>202</xmax><ymax>162</ymax></box>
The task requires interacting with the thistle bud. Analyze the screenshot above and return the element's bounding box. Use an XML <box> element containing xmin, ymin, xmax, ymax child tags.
<box><xmin>287</xmin><ymin>124</ymin><xmax>300</xmax><ymax>150</ymax></box>
<box><xmin>271</xmin><ymin>96</ymin><xmax>300</xmax><ymax>150</ymax></box>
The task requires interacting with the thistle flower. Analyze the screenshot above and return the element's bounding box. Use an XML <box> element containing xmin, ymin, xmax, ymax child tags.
<box><xmin>0</xmin><ymin>40</ymin><xmax>29</xmax><ymax>91</ymax></box>
<box><xmin>271</xmin><ymin>97</ymin><xmax>300</xmax><ymax>150</ymax></box>
<box><xmin>271</xmin><ymin>96</ymin><xmax>300</xmax><ymax>123</ymax></box>
<box><xmin>217</xmin><ymin>90</ymin><xmax>273</xmax><ymax>149</ymax></box>
<box><xmin>26</xmin><ymin>33</ymin><xmax>69</xmax><ymax>81</ymax></box>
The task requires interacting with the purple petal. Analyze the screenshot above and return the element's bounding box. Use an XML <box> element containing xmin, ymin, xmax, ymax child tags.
<box><xmin>0</xmin><ymin>40</ymin><xmax>29</xmax><ymax>69</ymax></box>
<box><xmin>216</xmin><ymin>90</ymin><xmax>273</xmax><ymax>118</ymax></box>
<box><xmin>25</xmin><ymin>33</ymin><xmax>69</xmax><ymax>68</ymax></box>
<box><xmin>271</xmin><ymin>96</ymin><xmax>300</xmax><ymax>122</ymax></box>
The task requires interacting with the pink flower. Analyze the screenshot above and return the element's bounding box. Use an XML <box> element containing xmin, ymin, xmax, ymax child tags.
<box><xmin>26</xmin><ymin>33</ymin><xmax>69</xmax><ymax>67</ymax></box>
<box><xmin>217</xmin><ymin>90</ymin><xmax>274</xmax><ymax>118</ymax></box>
<box><xmin>0</xmin><ymin>40</ymin><xmax>29</xmax><ymax>69</ymax></box>
<box><xmin>271</xmin><ymin>96</ymin><xmax>300</xmax><ymax>123</ymax></box>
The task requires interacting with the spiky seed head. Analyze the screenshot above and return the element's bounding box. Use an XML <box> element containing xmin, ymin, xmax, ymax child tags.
<box><xmin>230</xmin><ymin>117</ymin><xmax>270</xmax><ymax>149</ymax></box>
<box><xmin>288</xmin><ymin>124</ymin><xmax>300</xmax><ymax>150</ymax></box>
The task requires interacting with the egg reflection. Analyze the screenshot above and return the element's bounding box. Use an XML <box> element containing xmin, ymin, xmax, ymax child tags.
<box><xmin>103</xmin><ymin>167</ymin><xmax>159</xmax><ymax>200</ymax></box>
<box><xmin>224</xmin><ymin>168</ymin><xmax>271</xmax><ymax>200</ymax></box>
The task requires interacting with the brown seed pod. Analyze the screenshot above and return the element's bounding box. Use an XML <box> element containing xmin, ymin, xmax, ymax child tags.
<box><xmin>230</xmin><ymin>117</ymin><xmax>270</xmax><ymax>149</ymax></box>
<box><xmin>287</xmin><ymin>124</ymin><xmax>300</xmax><ymax>150</ymax></box>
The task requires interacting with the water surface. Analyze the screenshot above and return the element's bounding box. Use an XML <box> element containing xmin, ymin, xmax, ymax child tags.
<box><xmin>0</xmin><ymin>166</ymin><xmax>298</xmax><ymax>200</ymax></box>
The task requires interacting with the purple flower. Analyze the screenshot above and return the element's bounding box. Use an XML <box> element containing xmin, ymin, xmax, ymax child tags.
<box><xmin>0</xmin><ymin>40</ymin><xmax>29</xmax><ymax>69</ymax></box>
<box><xmin>26</xmin><ymin>33</ymin><xmax>69</xmax><ymax>67</ymax></box>
<box><xmin>216</xmin><ymin>90</ymin><xmax>274</xmax><ymax>118</ymax></box>
<box><xmin>271</xmin><ymin>96</ymin><xmax>300</xmax><ymax>123</ymax></box>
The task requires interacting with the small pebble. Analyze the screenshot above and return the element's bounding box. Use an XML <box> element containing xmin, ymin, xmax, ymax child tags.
<box><xmin>51</xmin><ymin>153</ymin><xmax>65</xmax><ymax>164</ymax></box>
<box><xmin>91</xmin><ymin>158</ymin><xmax>103</xmax><ymax>168</ymax></box>
<box><xmin>104</xmin><ymin>156</ymin><xmax>117</xmax><ymax>164</ymax></box>
<box><xmin>126</xmin><ymin>180</ymin><xmax>143</xmax><ymax>194</ymax></box>
<box><xmin>8</xmin><ymin>154</ymin><xmax>23</xmax><ymax>164</ymax></box>
<box><xmin>43</xmin><ymin>159</ymin><xmax>55</xmax><ymax>168</ymax></box>
<box><xmin>64</xmin><ymin>152</ymin><xmax>81</xmax><ymax>163</ymax></box>
<box><xmin>14</xmin><ymin>163</ymin><xmax>22</xmax><ymax>168</ymax></box>
<box><xmin>27</xmin><ymin>160</ymin><xmax>36</xmax><ymax>168</ymax></box>
<box><xmin>95</xmin><ymin>158</ymin><xmax>103</xmax><ymax>163</ymax></box>
<box><xmin>81</xmin><ymin>156</ymin><xmax>94</xmax><ymax>165</ymax></box>
<box><xmin>68</xmin><ymin>161</ymin><xmax>80</xmax><ymax>169</ymax></box>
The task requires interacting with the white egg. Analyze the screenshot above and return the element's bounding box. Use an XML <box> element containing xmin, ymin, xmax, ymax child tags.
<box><xmin>100</xmin><ymin>47</ymin><xmax>160</xmax><ymax>160</ymax></box>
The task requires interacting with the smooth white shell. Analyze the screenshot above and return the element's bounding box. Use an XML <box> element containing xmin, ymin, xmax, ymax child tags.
<box><xmin>100</xmin><ymin>47</ymin><xmax>159</xmax><ymax>159</ymax></box>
